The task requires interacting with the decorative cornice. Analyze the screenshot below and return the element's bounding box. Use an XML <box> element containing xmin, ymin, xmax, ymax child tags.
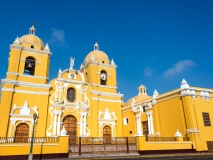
<box><xmin>56</xmin><ymin>78</ymin><xmax>86</xmax><ymax>84</ymax></box>
<box><xmin>10</xmin><ymin>44</ymin><xmax>52</xmax><ymax>57</ymax></box>
<box><xmin>90</xmin><ymin>83</ymin><xmax>117</xmax><ymax>89</ymax></box>
<box><xmin>92</xmin><ymin>97</ymin><xmax>122</xmax><ymax>103</ymax></box>
<box><xmin>186</xmin><ymin>128</ymin><xmax>199</xmax><ymax>133</ymax></box>
<box><xmin>123</xmin><ymin>86</ymin><xmax>213</xmax><ymax>111</ymax></box>
<box><xmin>6</xmin><ymin>72</ymin><xmax>48</xmax><ymax>80</ymax></box>
<box><xmin>91</xmin><ymin>90</ymin><xmax>123</xmax><ymax>97</ymax></box>
<box><xmin>2</xmin><ymin>79</ymin><xmax>51</xmax><ymax>89</ymax></box>
<box><xmin>20</xmin><ymin>58</ymin><xmax>42</xmax><ymax>64</ymax></box>
<box><xmin>84</xmin><ymin>60</ymin><xmax>118</xmax><ymax>69</ymax></box>
<box><xmin>2</xmin><ymin>88</ymin><xmax>49</xmax><ymax>95</ymax></box>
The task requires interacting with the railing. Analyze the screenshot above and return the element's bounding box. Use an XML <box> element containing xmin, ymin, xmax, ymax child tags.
<box><xmin>68</xmin><ymin>137</ymin><xmax>137</xmax><ymax>156</ymax></box>
<box><xmin>146</xmin><ymin>136</ymin><xmax>176</xmax><ymax>142</ymax></box>
<box><xmin>0</xmin><ymin>137</ymin><xmax>59</xmax><ymax>144</ymax></box>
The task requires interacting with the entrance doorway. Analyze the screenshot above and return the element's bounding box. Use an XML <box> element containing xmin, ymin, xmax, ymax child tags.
<box><xmin>142</xmin><ymin>121</ymin><xmax>149</xmax><ymax>136</ymax></box>
<box><xmin>63</xmin><ymin>115</ymin><xmax>77</xmax><ymax>145</ymax></box>
<box><xmin>14</xmin><ymin>123</ymin><xmax>29</xmax><ymax>142</ymax></box>
<box><xmin>103</xmin><ymin>125</ymin><xmax>111</xmax><ymax>144</ymax></box>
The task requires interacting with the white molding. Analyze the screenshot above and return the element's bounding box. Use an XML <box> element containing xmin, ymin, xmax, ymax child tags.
<box><xmin>2</xmin><ymin>88</ymin><xmax>49</xmax><ymax>95</ymax></box>
<box><xmin>186</xmin><ymin>128</ymin><xmax>199</xmax><ymax>133</ymax></box>
<box><xmin>96</xmin><ymin>72</ymin><xmax>112</xmax><ymax>76</ymax></box>
<box><xmin>20</xmin><ymin>58</ymin><xmax>42</xmax><ymax>64</ymax></box>
<box><xmin>56</xmin><ymin>78</ymin><xmax>85</xmax><ymax>84</ymax></box>
<box><xmin>84</xmin><ymin>61</ymin><xmax>118</xmax><ymax>69</ymax></box>
<box><xmin>6</xmin><ymin>72</ymin><xmax>48</xmax><ymax>80</ymax></box>
<box><xmin>123</xmin><ymin>117</ymin><xmax>128</xmax><ymax>125</ymax></box>
<box><xmin>10</xmin><ymin>44</ymin><xmax>52</xmax><ymax>57</ymax></box>
<box><xmin>2</xmin><ymin>79</ymin><xmax>51</xmax><ymax>89</ymax></box>
<box><xmin>92</xmin><ymin>97</ymin><xmax>122</xmax><ymax>103</ymax></box>
<box><xmin>90</xmin><ymin>83</ymin><xmax>117</xmax><ymax>89</ymax></box>
<box><xmin>123</xmin><ymin>86</ymin><xmax>213</xmax><ymax>110</ymax></box>
<box><xmin>91</xmin><ymin>90</ymin><xmax>123</xmax><ymax>97</ymax></box>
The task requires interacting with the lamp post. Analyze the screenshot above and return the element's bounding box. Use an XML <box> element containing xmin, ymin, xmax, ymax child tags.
<box><xmin>28</xmin><ymin>113</ymin><xmax>37</xmax><ymax>160</ymax></box>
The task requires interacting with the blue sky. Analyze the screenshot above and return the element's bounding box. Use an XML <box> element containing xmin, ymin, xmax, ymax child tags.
<box><xmin>0</xmin><ymin>0</ymin><xmax>213</xmax><ymax>101</ymax></box>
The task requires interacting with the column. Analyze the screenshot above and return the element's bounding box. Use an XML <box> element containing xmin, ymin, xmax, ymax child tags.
<box><xmin>53</xmin><ymin>113</ymin><xmax>57</xmax><ymax>135</ymax></box>
<box><xmin>80</xmin><ymin>114</ymin><xmax>83</xmax><ymax>135</ymax></box>
<box><xmin>147</xmin><ymin>114</ymin><xmax>151</xmax><ymax>134</ymax></box>
<box><xmin>57</xmin><ymin>112</ymin><xmax>61</xmax><ymax>135</ymax></box>
<box><xmin>150</xmin><ymin>114</ymin><xmax>154</xmax><ymax>134</ymax></box>
<box><xmin>136</xmin><ymin>113</ymin><xmax>143</xmax><ymax>135</ymax></box>
<box><xmin>83</xmin><ymin>114</ymin><xmax>86</xmax><ymax>135</ymax></box>
<box><xmin>136</xmin><ymin>117</ymin><xmax>139</xmax><ymax>132</ymax></box>
<box><xmin>9</xmin><ymin>120</ymin><xmax>16</xmax><ymax>138</ymax></box>
<box><xmin>147</xmin><ymin>112</ymin><xmax>154</xmax><ymax>135</ymax></box>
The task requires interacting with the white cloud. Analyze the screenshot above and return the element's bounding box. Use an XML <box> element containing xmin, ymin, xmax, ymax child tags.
<box><xmin>49</xmin><ymin>28</ymin><xmax>66</xmax><ymax>47</ymax></box>
<box><xmin>163</xmin><ymin>60</ymin><xmax>197</xmax><ymax>78</ymax></box>
<box><xmin>144</xmin><ymin>67</ymin><xmax>152</xmax><ymax>77</ymax></box>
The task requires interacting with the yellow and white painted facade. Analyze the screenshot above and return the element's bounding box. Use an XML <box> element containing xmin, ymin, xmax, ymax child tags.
<box><xmin>0</xmin><ymin>25</ymin><xmax>213</xmax><ymax>154</ymax></box>
<box><xmin>122</xmin><ymin>80</ymin><xmax>213</xmax><ymax>151</ymax></box>
<box><xmin>0</xmin><ymin>25</ymin><xmax>123</xmax><ymax>140</ymax></box>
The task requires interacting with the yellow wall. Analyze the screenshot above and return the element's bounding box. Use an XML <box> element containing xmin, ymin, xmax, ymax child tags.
<box><xmin>0</xmin><ymin>136</ymin><xmax>69</xmax><ymax>156</ymax></box>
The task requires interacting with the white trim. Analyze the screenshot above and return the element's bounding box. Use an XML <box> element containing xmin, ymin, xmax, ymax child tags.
<box><xmin>20</xmin><ymin>58</ymin><xmax>42</xmax><ymax>64</ymax></box>
<box><xmin>2</xmin><ymin>88</ymin><xmax>49</xmax><ymax>95</ymax></box>
<box><xmin>186</xmin><ymin>128</ymin><xmax>199</xmax><ymax>133</ymax></box>
<box><xmin>6</xmin><ymin>72</ymin><xmax>48</xmax><ymax>80</ymax></box>
<box><xmin>123</xmin><ymin>117</ymin><xmax>128</xmax><ymax>125</ymax></box>
<box><xmin>92</xmin><ymin>97</ymin><xmax>122</xmax><ymax>103</ymax></box>
<box><xmin>91</xmin><ymin>90</ymin><xmax>123</xmax><ymax>97</ymax></box>
<box><xmin>84</xmin><ymin>61</ymin><xmax>117</xmax><ymax>69</ymax></box>
<box><xmin>123</xmin><ymin>86</ymin><xmax>213</xmax><ymax>111</ymax></box>
<box><xmin>56</xmin><ymin>78</ymin><xmax>86</xmax><ymax>84</ymax></box>
<box><xmin>2</xmin><ymin>79</ymin><xmax>51</xmax><ymax>89</ymax></box>
<box><xmin>90</xmin><ymin>83</ymin><xmax>117</xmax><ymax>89</ymax></box>
<box><xmin>10</xmin><ymin>44</ymin><xmax>52</xmax><ymax>57</ymax></box>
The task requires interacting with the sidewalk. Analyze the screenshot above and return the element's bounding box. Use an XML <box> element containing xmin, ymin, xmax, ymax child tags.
<box><xmin>43</xmin><ymin>152</ymin><xmax>213</xmax><ymax>160</ymax></box>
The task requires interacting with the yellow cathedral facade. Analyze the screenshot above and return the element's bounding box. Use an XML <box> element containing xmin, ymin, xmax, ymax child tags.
<box><xmin>0</xmin><ymin>25</ymin><xmax>213</xmax><ymax>158</ymax></box>
<box><xmin>0</xmin><ymin>25</ymin><xmax>123</xmax><ymax>139</ymax></box>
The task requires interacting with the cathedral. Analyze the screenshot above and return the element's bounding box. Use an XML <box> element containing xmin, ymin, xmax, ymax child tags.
<box><xmin>0</xmin><ymin>24</ymin><xmax>123</xmax><ymax>139</ymax></box>
<box><xmin>0</xmin><ymin>25</ymin><xmax>213</xmax><ymax>158</ymax></box>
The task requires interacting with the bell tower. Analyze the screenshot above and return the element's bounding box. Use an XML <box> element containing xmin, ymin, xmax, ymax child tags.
<box><xmin>82</xmin><ymin>42</ymin><xmax>117</xmax><ymax>89</ymax></box>
<box><xmin>0</xmin><ymin>25</ymin><xmax>52</xmax><ymax>137</ymax></box>
<box><xmin>80</xmin><ymin>42</ymin><xmax>124</xmax><ymax>137</ymax></box>
<box><xmin>7</xmin><ymin>24</ymin><xmax>51</xmax><ymax>84</ymax></box>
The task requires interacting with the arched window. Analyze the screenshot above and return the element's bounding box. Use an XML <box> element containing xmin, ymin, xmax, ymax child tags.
<box><xmin>100</xmin><ymin>70</ymin><xmax>107</xmax><ymax>85</ymax></box>
<box><xmin>24</xmin><ymin>57</ymin><xmax>36</xmax><ymax>75</ymax></box>
<box><xmin>67</xmin><ymin>88</ymin><xmax>75</xmax><ymax>102</ymax></box>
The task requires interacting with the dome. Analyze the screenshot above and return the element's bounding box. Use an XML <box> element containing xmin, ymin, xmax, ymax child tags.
<box><xmin>124</xmin><ymin>94</ymin><xmax>151</xmax><ymax>107</ymax></box>
<box><xmin>17</xmin><ymin>24</ymin><xmax>44</xmax><ymax>49</ymax></box>
<box><xmin>124</xmin><ymin>84</ymin><xmax>151</xmax><ymax>107</ymax></box>
<box><xmin>19</xmin><ymin>34</ymin><xmax>44</xmax><ymax>48</ymax></box>
<box><xmin>84</xmin><ymin>42</ymin><xmax>109</xmax><ymax>63</ymax></box>
<box><xmin>84</xmin><ymin>50</ymin><xmax>109</xmax><ymax>63</ymax></box>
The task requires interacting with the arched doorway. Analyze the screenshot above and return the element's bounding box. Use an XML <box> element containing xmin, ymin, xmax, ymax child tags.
<box><xmin>103</xmin><ymin>125</ymin><xmax>111</xmax><ymax>144</ymax></box>
<box><xmin>14</xmin><ymin>123</ymin><xmax>29</xmax><ymax>142</ymax></box>
<box><xmin>63</xmin><ymin>115</ymin><xmax>77</xmax><ymax>145</ymax></box>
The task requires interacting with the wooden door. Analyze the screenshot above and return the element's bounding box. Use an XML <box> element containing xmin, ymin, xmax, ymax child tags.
<box><xmin>207</xmin><ymin>141</ymin><xmax>213</xmax><ymax>152</ymax></box>
<box><xmin>142</xmin><ymin>121</ymin><xmax>149</xmax><ymax>136</ymax></box>
<box><xmin>14</xmin><ymin>123</ymin><xmax>29</xmax><ymax>142</ymax></box>
<box><xmin>103</xmin><ymin>125</ymin><xmax>111</xmax><ymax>144</ymax></box>
<box><xmin>63</xmin><ymin>115</ymin><xmax>77</xmax><ymax>145</ymax></box>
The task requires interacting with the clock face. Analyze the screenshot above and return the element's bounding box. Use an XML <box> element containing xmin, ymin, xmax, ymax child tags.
<box><xmin>101</xmin><ymin>73</ymin><xmax>107</xmax><ymax>80</ymax></box>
